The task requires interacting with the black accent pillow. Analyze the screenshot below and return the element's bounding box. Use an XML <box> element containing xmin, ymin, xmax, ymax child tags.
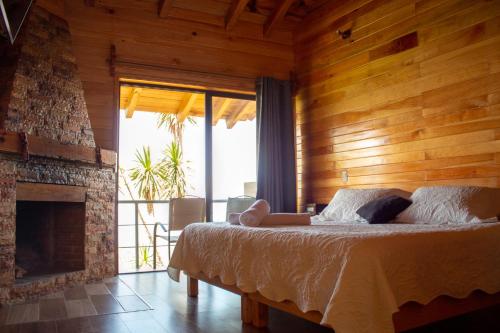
<box><xmin>356</xmin><ymin>195</ymin><xmax>412</xmax><ymax>224</ymax></box>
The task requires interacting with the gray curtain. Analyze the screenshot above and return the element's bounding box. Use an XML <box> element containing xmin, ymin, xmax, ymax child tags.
<box><xmin>256</xmin><ymin>77</ymin><xmax>297</xmax><ymax>213</ymax></box>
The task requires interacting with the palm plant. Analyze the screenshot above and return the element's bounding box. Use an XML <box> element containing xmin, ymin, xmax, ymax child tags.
<box><xmin>157</xmin><ymin>113</ymin><xmax>196</xmax><ymax>145</ymax></box>
<box><xmin>160</xmin><ymin>141</ymin><xmax>187</xmax><ymax>199</ymax></box>
<box><xmin>137</xmin><ymin>247</ymin><xmax>154</xmax><ymax>269</ymax></box>
<box><xmin>129</xmin><ymin>146</ymin><xmax>166</xmax><ymax>215</ymax></box>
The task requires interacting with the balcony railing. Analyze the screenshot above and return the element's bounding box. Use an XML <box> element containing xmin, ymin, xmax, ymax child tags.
<box><xmin>118</xmin><ymin>199</ymin><xmax>228</xmax><ymax>273</ymax></box>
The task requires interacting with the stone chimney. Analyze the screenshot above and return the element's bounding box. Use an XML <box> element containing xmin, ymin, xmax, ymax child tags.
<box><xmin>0</xmin><ymin>6</ymin><xmax>116</xmax><ymax>304</ymax></box>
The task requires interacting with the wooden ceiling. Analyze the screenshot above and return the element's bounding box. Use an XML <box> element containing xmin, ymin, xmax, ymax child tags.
<box><xmin>120</xmin><ymin>86</ymin><xmax>256</xmax><ymax>129</ymax></box>
<box><xmin>87</xmin><ymin>0</ymin><xmax>330</xmax><ymax>37</ymax></box>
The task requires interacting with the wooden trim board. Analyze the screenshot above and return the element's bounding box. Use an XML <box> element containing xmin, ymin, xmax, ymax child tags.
<box><xmin>0</xmin><ymin>131</ymin><xmax>116</xmax><ymax>168</ymax></box>
<box><xmin>187</xmin><ymin>272</ymin><xmax>500</xmax><ymax>332</ymax></box>
<box><xmin>16</xmin><ymin>182</ymin><xmax>87</xmax><ymax>202</ymax></box>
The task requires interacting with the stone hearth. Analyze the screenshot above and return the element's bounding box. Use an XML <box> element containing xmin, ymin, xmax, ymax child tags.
<box><xmin>0</xmin><ymin>6</ymin><xmax>116</xmax><ymax>304</ymax></box>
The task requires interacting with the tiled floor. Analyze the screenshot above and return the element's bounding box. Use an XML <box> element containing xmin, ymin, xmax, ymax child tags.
<box><xmin>0</xmin><ymin>272</ymin><xmax>499</xmax><ymax>333</ymax></box>
<box><xmin>0</xmin><ymin>277</ymin><xmax>150</xmax><ymax>327</ymax></box>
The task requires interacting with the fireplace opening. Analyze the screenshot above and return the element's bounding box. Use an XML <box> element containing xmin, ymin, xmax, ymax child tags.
<box><xmin>15</xmin><ymin>201</ymin><xmax>85</xmax><ymax>280</ymax></box>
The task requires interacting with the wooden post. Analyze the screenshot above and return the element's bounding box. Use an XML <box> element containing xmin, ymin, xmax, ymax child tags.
<box><xmin>252</xmin><ymin>300</ymin><xmax>269</xmax><ymax>328</ymax></box>
<box><xmin>241</xmin><ymin>294</ymin><xmax>253</xmax><ymax>324</ymax></box>
<box><xmin>187</xmin><ymin>276</ymin><xmax>198</xmax><ymax>297</ymax></box>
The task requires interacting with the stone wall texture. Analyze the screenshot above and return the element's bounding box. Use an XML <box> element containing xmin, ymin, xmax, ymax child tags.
<box><xmin>1</xmin><ymin>6</ymin><xmax>95</xmax><ymax>147</ymax></box>
<box><xmin>0</xmin><ymin>6</ymin><xmax>116</xmax><ymax>304</ymax></box>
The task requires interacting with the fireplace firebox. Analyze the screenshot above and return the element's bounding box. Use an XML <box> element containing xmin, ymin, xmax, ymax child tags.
<box><xmin>14</xmin><ymin>183</ymin><xmax>87</xmax><ymax>281</ymax></box>
<box><xmin>15</xmin><ymin>201</ymin><xmax>85</xmax><ymax>280</ymax></box>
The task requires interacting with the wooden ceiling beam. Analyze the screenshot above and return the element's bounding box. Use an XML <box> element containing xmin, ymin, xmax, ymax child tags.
<box><xmin>263</xmin><ymin>0</ymin><xmax>295</xmax><ymax>37</ymax></box>
<box><xmin>212</xmin><ymin>99</ymin><xmax>232</xmax><ymax>126</ymax></box>
<box><xmin>226</xmin><ymin>101</ymin><xmax>253</xmax><ymax>129</ymax></box>
<box><xmin>177</xmin><ymin>93</ymin><xmax>198</xmax><ymax>122</ymax></box>
<box><xmin>225</xmin><ymin>0</ymin><xmax>251</xmax><ymax>30</ymax></box>
<box><xmin>159</xmin><ymin>0</ymin><xmax>174</xmax><ymax>18</ymax></box>
<box><xmin>247</xmin><ymin>106</ymin><xmax>256</xmax><ymax>120</ymax></box>
<box><xmin>125</xmin><ymin>88</ymin><xmax>142</xmax><ymax>118</ymax></box>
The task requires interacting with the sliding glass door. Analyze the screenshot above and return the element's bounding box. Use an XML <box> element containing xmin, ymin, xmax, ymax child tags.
<box><xmin>117</xmin><ymin>86</ymin><xmax>206</xmax><ymax>272</ymax></box>
<box><xmin>117</xmin><ymin>85</ymin><xmax>255</xmax><ymax>272</ymax></box>
<box><xmin>209</xmin><ymin>95</ymin><xmax>257</xmax><ymax>222</ymax></box>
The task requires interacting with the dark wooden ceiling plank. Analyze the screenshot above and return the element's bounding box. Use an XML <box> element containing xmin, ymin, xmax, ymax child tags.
<box><xmin>264</xmin><ymin>0</ymin><xmax>295</xmax><ymax>37</ymax></box>
<box><xmin>225</xmin><ymin>0</ymin><xmax>252</xmax><ymax>30</ymax></box>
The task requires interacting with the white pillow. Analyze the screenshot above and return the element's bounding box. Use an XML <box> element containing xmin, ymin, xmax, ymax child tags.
<box><xmin>396</xmin><ymin>186</ymin><xmax>500</xmax><ymax>224</ymax></box>
<box><xmin>317</xmin><ymin>188</ymin><xmax>412</xmax><ymax>223</ymax></box>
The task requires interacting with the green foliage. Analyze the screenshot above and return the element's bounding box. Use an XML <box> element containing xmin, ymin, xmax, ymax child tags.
<box><xmin>128</xmin><ymin>114</ymin><xmax>193</xmax><ymax>216</ymax></box>
<box><xmin>137</xmin><ymin>247</ymin><xmax>153</xmax><ymax>269</ymax></box>
<box><xmin>129</xmin><ymin>146</ymin><xmax>166</xmax><ymax>215</ymax></box>
<box><xmin>160</xmin><ymin>141</ymin><xmax>187</xmax><ymax>199</ymax></box>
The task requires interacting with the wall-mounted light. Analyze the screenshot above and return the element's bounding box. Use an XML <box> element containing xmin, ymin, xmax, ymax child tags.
<box><xmin>337</xmin><ymin>29</ymin><xmax>352</xmax><ymax>40</ymax></box>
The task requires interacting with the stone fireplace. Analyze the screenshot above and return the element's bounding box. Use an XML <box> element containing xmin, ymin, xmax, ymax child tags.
<box><xmin>0</xmin><ymin>6</ymin><xmax>116</xmax><ymax>303</ymax></box>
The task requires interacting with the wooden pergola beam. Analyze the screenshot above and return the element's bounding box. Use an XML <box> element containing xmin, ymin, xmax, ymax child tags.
<box><xmin>159</xmin><ymin>0</ymin><xmax>174</xmax><ymax>18</ymax></box>
<box><xmin>264</xmin><ymin>0</ymin><xmax>295</xmax><ymax>37</ymax></box>
<box><xmin>226</xmin><ymin>101</ymin><xmax>253</xmax><ymax>129</ymax></box>
<box><xmin>247</xmin><ymin>106</ymin><xmax>256</xmax><ymax>120</ymax></box>
<box><xmin>125</xmin><ymin>88</ymin><xmax>142</xmax><ymax>118</ymax></box>
<box><xmin>177</xmin><ymin>93</ymin><xmax>198</xmax><ymax>122</ymax></box>
<box><xmin>225</xmin><ymin>0</ymin><xmax>251</xmax><ymax>30</ymax></box>
<box><xmin>212</xmin><ymin>99</ymin><xmax>232</xmax><ymax>126</ymax></box>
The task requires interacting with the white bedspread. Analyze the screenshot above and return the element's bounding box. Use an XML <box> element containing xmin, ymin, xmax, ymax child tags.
<box><xmin>167</xmin><ymin>222</ymin><xmax>500</xmax><ymax>333</ymax></box>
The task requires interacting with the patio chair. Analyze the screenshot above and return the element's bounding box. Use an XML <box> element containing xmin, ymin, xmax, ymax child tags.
<box><xmin>153</xmin><ymin>197</ymin><xmax>205</xmax><ymax>268</ymax></box>
<box><xmin>225</xmin><ymin>195</ymin><xmax>256</xmax><ymax>220</ymax></box>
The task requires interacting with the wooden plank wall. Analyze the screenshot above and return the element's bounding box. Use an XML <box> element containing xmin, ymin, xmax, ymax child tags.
<box><xmin>60</xmin><ymin>0</ymin><xmax>294</xmax><ymax>150</ymax></box>
<box><xmin>294</xmin><ymin>0</ymin><xmax>500</xmax><ymax>207</ymax></box>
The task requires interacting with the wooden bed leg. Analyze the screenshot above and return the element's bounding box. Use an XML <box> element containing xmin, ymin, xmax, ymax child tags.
<box><xmin>187</xmin><ymin>276</ymin><xmax>198</xmax><ymax>297</ymax></box>
<box><xmin>252</xmin><ymin>300</ymin><xmax>269</xmax><ymax>328</ymax></box>
<box><xmin>241</xmin><ymin>294</ymin><xmax>253</xmax><ymax>324</ymax></box>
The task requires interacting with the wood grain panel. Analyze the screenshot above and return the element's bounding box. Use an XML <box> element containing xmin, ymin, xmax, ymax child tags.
<box><xmin>295</xmin><ymin>0</ymin><xmax>500</xmax><ymax>209</ymax></box>
<box><xmin>56</xmin><ymin>0</ymin><xmax>294</xmax><ymax>150</ymax></box>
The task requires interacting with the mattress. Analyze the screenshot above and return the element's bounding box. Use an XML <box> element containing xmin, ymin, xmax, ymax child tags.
<box><xmin>167</xmin><ymin>221</ymin><xmax>500</xmax><ymax>333</ymax></box>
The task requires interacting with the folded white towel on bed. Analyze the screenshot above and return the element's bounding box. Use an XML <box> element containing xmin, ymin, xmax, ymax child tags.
<box><xmin>260</xmin><ymin>213</ymin><xmax>311</xmax><ymax>226</ymax></box>
<box><xmin>239</xmin><ymin>199</ymin><xmax>271</xmax><ymax>227</ymax></box>
<box><xmin>228</xmin><ymin>213</ymin><xmax>241</xmax><ymax>225</ymax></box>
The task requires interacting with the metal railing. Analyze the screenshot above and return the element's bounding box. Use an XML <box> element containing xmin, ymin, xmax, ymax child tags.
<box><xmin>118</xmin><ymin>199</ymin><xmax>227</xmax><ymax>272</ymax></box>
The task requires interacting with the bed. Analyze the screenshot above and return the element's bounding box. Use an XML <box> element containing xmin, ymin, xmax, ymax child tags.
<box><xmin>167</xmin><ymin>222</ymin><xmax>500</xmax><ymax>333</ymax></box>
<box><xmin>167</xmin><ymin>187</ymin><xmax>500</xmax><ymax>333</ymax></box>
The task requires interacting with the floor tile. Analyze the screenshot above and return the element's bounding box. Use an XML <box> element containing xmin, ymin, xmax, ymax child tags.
<box><xmin>84</xmin><ymin>283</ymin><xmax>110</xmax><ymax>296</ymax></box>
<box><xmin>64</xmin><ymin>286</ymin><xmax>88</xmax><ymax>301</ymax></box>
<box><xmin>39</xmin><ymin>298</ymin><xmax>67</xmax><ymax>321</ymax></box>
<box><xmin>90</xmin><ymin>294</ymin><xmax>124</xmax><ymax>315</ymax></box>
<box><xmin>39</xmin><ymin>291</ymin><xmax>64</xmax><ymax>300</ymax></box>
<box><xmin>0</xmin><ymin>305</ymin><xmax>9</xmax><ymax>325</ymax></box>
<box><xmin>105</xmin><ymin>281</ymin><xmax>135</xmax><ymax>297</ymax></box>
<box><xmin>6</xmin><ymin>303</ymin><xmax>39</xmax><ymax>324</ymax></box>
<box><xmin>56</xmin><ymin>317</ymin><xmax>93</xmax><ymax>333</ymax></box>
<box><xmin>88</xmin><ymin>314</ymin><xmax>130</xmax><ymax>333</ymax></box>
<box><xmin>65</xmin><ymin>299</ymin><xmax>98</xmax><ymax>318</ymax></box>
<box><xmin>123</xmin><ymin>318</ymin><xmax>167</xmax><ymax>333</ymax></box>
<box><xmin>117</xmin><ymin>310</ymin><xmax>153</xmax><ymax>322</ymax></box>
<box><xmin>2</xmin><ymin>320</ymin><xmax>57</xmax><ymax>333</ymax></box>
<box><xmin>115</xmin><ymin>295</ymin><xmax>150</xmax><ymax>312</ymax></box>
<box><xmin>5</xmin><ymin>304</ymin><xmax>26</xmax><ymax>325</ymax></box>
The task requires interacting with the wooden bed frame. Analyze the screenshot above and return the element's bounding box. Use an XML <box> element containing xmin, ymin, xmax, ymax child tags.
<box><xmin>186</xmin><ymin>272</ymin><xmax>500</xmax><ymax>332</ymax></box>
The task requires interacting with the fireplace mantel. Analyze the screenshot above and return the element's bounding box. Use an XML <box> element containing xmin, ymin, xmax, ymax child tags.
<box><xmin>0</xmin><ymin>131</ymin><xmax>116</xmax><ymax>168</ymax></box>
<box><xmin>16</xmin><ymin>182</ymin><xmax>87</xmax><ymax>203</ymax></box>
